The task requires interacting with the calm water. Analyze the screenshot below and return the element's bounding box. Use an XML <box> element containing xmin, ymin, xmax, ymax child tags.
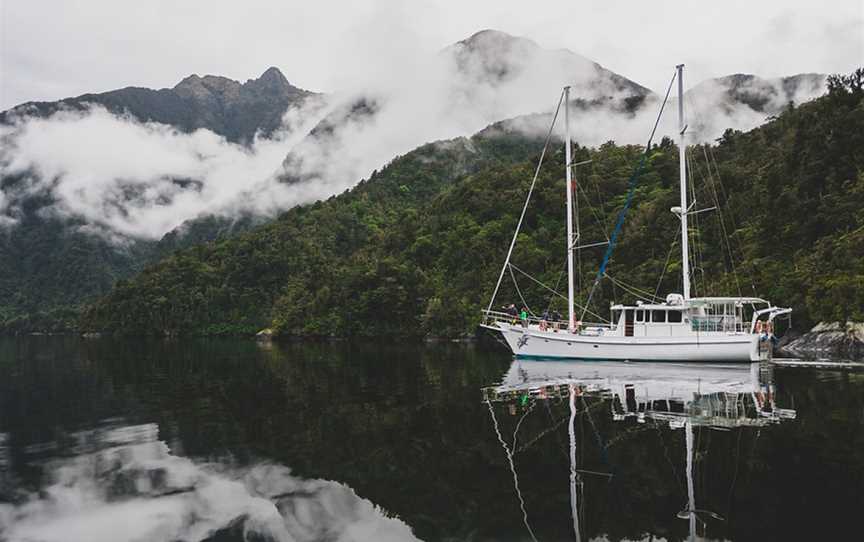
<box><xmin>0</xmin><ymin>337</ymin><xmax>861</xmax><ymax>541</ymax></box>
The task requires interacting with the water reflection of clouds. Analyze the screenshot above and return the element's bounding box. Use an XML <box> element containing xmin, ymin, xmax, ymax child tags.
<box><xmin>0</xmin><ymin>422</ymin><xmax>419</xmax><ymax>542</ymax></box>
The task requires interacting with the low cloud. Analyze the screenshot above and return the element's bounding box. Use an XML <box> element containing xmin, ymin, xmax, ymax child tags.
<box><xmin>0</xmin><ymin>32</ymin><xmax>827</xmax><ymax>242</ymax></box>
<box><xmin>0</xmin><ymin>98</ymin><xmax>329</xmax><ymax>239</ymax></box>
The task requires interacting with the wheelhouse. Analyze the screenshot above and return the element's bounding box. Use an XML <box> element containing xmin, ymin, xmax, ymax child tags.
<box><xmin>610</xmin><ymin>296</ymin><xmax>780</xmax><ymax>337</ymax></box>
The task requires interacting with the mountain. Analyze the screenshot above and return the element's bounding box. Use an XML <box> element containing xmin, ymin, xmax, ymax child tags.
<box><xmin>0</xmin><ymin>67</ymin><xmax>317</xmax><ymax>144</ymax></box>
<box><xmin>0</xmin><ymin>31</ymin><xmax>839</xmax><ymax>334</ymax></box>
<box><xmin>445</xmin><ymin>29</ymin><xmax>652</xmax><ymax>100</ymax></box>
<box><xmin>687</xmin><ymin>72</ymin><xmax>827</xmax><ymax>113</ymax></box>
<box><xmin>80</xmin><ymin>72</ymin><xmax>864</xmax><ymax>337</ymax></box>
<box><xmin>277</xmin><ymin>29</ymin><xmax>653</xmax><ymax>188</ymax></box>
<box><xmin>276</xmin><ymin>31</ymin><xmax>826</xmax><ymax>192</ymax></box>
<box><xmin>0</xmin><ymin>68</ymin><xmax>318</xmax><ymax>332</ymax></box>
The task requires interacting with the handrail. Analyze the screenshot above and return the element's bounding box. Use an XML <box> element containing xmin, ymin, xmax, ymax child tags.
<box><xmin>482</xmin><ymin>309</ymin><xmax>612</xmax><ymax>330</ymax></box>
<box><xmin>749</xmin><ymin>306</ymin><xmax>793</xmax><ymax>333</ymax></box>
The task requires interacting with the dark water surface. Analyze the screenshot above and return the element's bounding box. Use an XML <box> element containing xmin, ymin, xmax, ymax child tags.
<box><xmin>0</xmin><ymin>337</ymin><xmax>861</xmax><ymax>541</ymax></box>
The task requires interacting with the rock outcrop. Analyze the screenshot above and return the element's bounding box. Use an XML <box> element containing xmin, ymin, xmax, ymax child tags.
<box><xmin>780</xmin><ymin>322</ymin><xmax>864</xmax><ymax>360</ymax></box>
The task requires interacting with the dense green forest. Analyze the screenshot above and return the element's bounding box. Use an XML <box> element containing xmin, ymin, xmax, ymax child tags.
<box><xmin>81</xmin><ymin>70</ymin><xmax>864</xmax><ymax>338</ymax></box>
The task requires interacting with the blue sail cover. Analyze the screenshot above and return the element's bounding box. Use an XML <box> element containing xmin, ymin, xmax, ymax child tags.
<box><xmin>594</xmin><ymin>151</ymin><xmax>649</xmax><ymax>280</ymax></box>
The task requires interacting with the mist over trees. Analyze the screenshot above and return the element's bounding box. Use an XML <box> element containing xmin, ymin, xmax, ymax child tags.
<box><xmin>80</xmin><ymin>70</ymin><xmax>864</xmax><ymax>337</ymax></box>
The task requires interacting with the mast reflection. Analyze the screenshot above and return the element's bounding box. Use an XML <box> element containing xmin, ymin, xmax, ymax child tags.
<box><xmin>482</xmin><ymin>360</ymin><xmax>797</xmax><ymax>541</ymax></box>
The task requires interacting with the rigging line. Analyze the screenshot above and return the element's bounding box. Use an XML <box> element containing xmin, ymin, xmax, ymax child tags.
<box><xmin>515</xmin><ymin>412</ymin><xmax>571</xmax><ymax>455</ymax></box>
<box><xmin>690</xmin><ymin>147</ymin><xmax>729</xmax><ymax>283</ymax></box>
<box><xmin>655</xmin><ymin>423</ymin><xmax>686</xmax><ymax>495</ymax></box>
<box><xmin>692</xmin><ymin>152</ymin><xmax>710</xmax><ymax>294</ymax></box>
<box><xmin>653</xmin><ymin>235</ymin><xmax>680</xmax><ymax>300</ymax></box>
<box><xmin>686</xmin><ymin>149</ymin><xmax>705</xmax><ymax>295</ymax></box>
<box><xmin>701</xmin><ymin>145</ymin><xmax>743</xmax><ymax>297</ymax></box>
<box><xmin>604</xmin><ymin>276</ymin><xmax>657</xmax><ymax>304</ymax></box>
<box><xmin>725</xmin><ymin>423</ymin><xmax>744</xmax><ymax>520</ymax></box>
<box><xmin>706</xmin><ymin>144</ymin><xmax>756</xmax><ymax>295</ymax></box>
<box><xmin>580</xmin><ymin>396</ymin><xmax>610</xmax><ymax>467</ymax></box>
<box><xmin>486</xmin><ymin>89</ymin><xmax>566</xmax><ymax>315</ymax></box>
<box><xmin>704</xmin><ymin>160</ymin><xmax>740</xmax><ymax>293</ymax></box>
<box><xmin>545</xmin><ymin>258</ymin><xmax>569</xmax><ymax>314</ymax></box>
<box><xmin>574</xmin><ymin>159</ymin><xmax>583</xmax><ymax>297</ymax></box>
<box><xmin>580</xmin><ymin>68</ymin><xmax>678</xmax><ymax>321</ymax></box>
<box><xmin>604</xmin><ymin>272</ymin><xmax>660</xmax><ymax>302</ymax></box>
<box><xmin>486</xmin><ymin>400</ymin><xmax>539</xmax><ymax>542</ymax></box>
<box><xmin>513</xmin><ymin>400</ymin><xmax>537</xmax><ymax>450</ymax></box>
<box><xmin>509</xmin><ymin>265</ymin><xmax>536</xmax><ymax>317</ymax></box>
<box><xmin>588</xmin><ymin>160</ymin><xmax>613</xmax><ymax>236</ymax></box>
<box><xmin>510</xmin><ymin>263</ymin><xmax>610</xmax><ymax>323</ymax></box>
<box><xmin>686</xmin><ymin>151</ymin><xmax>699</xmax><ymax>292</ymax></box>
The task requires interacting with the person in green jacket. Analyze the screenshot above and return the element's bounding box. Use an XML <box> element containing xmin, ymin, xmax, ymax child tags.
<box><xmin>520</xmin><ymin>307</ymin><xmax>528</xmax><ymax>328</ymax></box>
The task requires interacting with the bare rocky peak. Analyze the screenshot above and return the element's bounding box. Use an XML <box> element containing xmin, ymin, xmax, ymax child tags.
<box><xmin>444</xmin><ymin>29</ymin><xmax>652</xmax><ymax>98</ymax></box>
<box><xmin>173</xmin><ymin>67</ymin><xmax>306</xmax><ymax>103</ymax></box>
<box><xmin>174</xmin><ymin>74</ymin><xmax>242</xmax><ymax>101</ymax></box>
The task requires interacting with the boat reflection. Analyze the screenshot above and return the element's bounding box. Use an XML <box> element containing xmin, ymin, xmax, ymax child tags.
<box><xmin>482</xmin><ymin>360</ymin><xmax>797</xmax><ymax>542</ymax></box>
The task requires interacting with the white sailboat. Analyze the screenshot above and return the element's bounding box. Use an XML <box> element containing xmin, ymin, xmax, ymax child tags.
<box><xmin>481</xmin><ymin>65</ymin><xmax>791</xmax><ymax>362</ymax></box>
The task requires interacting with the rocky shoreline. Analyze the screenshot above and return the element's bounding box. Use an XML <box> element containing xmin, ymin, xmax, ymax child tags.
<box><xmin>779</xmin><ymin>321</ymin><xmax>864</xmax><ymax>360</ymax></box>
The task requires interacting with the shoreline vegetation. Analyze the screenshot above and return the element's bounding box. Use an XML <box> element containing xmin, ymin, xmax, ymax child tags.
<box><xmin>5</xmin><ymin>71</ymin><xmax>864</xmax><ymax>354</ymax></box>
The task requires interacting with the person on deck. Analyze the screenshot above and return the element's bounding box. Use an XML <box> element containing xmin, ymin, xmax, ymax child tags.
<box><xmin>540</xmin><ymin>309</ymin><xmax>550</xmax><ymax>331</ymax></box>
<box><xmin>520</xmin><ymin>307</ymin><xmax>529</xmax><ymax>328</ymax></box>
<box><xmin>551</xmin><ymin>309</ymin><xmax>562</xmax><ymax>331</ymax></box>
<box><xmin>503</xmin><ymin>303</ymin><xmax>518</xmax><ymax>324</ymax></box>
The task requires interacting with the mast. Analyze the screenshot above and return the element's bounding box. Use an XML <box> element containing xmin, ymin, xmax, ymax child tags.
<box><xmin>677</xmin><ymin>64</ymin><xmax>691</xmax><ymax>300</ymax></box>
<box><xmin>564</xmin><ymin>86</ymin><xmax>576</xmax><ymax>331</ymax></box>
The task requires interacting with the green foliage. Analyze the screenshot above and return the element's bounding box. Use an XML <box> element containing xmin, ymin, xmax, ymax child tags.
<box><xmin>81</xmin><ymin>72</ymin><xmax>864</xmax><ymax>337</ymax></box>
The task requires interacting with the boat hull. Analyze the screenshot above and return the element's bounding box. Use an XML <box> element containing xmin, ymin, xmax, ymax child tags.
<box><xmin>482</xmin><ymin>323</ymin><xmax>763</xmax><ymax>362</ymax></box>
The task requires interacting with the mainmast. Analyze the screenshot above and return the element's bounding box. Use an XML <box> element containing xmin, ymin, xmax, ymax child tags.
<box><xmin>564</xmin><ymin>86</ymin><xmax>576</xmax><ymax>331</ymax></box>
<box><xmin>677</xmin><ymin>64</ymin><xmax>691</xmax><ymax>300</ymax></box>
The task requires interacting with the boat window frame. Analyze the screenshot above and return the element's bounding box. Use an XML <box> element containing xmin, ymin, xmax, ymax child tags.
<box><xmin>668</xmin><ymin>310</ymin><xmax>683</xmax><ymax>323</ymax></box>
<box><xmin>636</xmin><ymin>309</ymin><xmax>645</xmax><ymax>322</ymax></box>
<box><xmin>651</xmin><ymin>310</ymin><xmax>667</xmax><ymax>323</ymax></box>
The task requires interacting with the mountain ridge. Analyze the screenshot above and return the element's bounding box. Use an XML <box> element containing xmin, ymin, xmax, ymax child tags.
<box><xmin>0</xmin><ymin>30</ymin><xmax>839</xmax><ymax>333</ymax></box>
<box><xmin>1</xmin><ymin>67</ymin><xmax>317</xmax><ymax>144</ymax></box>
<box><xmin>79</xmin><ymin>75</ymin><xmax>864</xmax><ymax>337</ymax></box>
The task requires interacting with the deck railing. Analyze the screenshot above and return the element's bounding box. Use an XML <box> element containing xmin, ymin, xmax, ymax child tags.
<box><xmin>482</xmin><ymin>309</ymin><xmax>612</xmax><ymax>332</ymax></box>
<box><xmin>690</xmin><ymin>315</ymin><xmax>744</xmax><ymax>333</ymax></box>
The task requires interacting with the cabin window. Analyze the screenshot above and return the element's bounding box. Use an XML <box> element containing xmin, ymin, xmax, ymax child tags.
<box><xmin>651</xmin><ymin>310</ymin><xmax>666</xmax><ymax>323</ymax></box>
<box><xmin>668</xmin><ymin>310</ymin><xmax>682</xmax><ymax>323</ymax></box>
<box><xmin>636</xmin><ymin>310</ymin><xmax>645</xmax><ymax>322</ymax></box>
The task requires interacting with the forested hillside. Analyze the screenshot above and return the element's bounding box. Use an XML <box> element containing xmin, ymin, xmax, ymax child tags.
<box><xmin>81</xmin><ymin>70</ymin><xmax>864</xmax><ymax>337</ymax></box>
<box><xmin>0</xmin><ymin>68</ymin><xmax>316</xmax><ymax>333</ymax></box>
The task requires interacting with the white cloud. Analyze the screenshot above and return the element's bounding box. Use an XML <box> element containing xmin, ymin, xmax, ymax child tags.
<box><xmin>1</xmin><ymin>0</ymin><xmax>861</xmax><ymax>109</ymax></box>
<box><xmin>0</xmin><ymin>33</ymin><xmax>829</xmax><ymax>242</ymax></box>
<box><xmin>0</xmin><ymin>98</ymin><xmax>330</xmax><ymax>239</ymax></box>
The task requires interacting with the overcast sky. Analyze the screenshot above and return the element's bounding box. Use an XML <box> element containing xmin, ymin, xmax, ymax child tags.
<box><xmin>1</xmin><ymin>0</ymin><xmax>862</xmax><ymax>110</ymax></box>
